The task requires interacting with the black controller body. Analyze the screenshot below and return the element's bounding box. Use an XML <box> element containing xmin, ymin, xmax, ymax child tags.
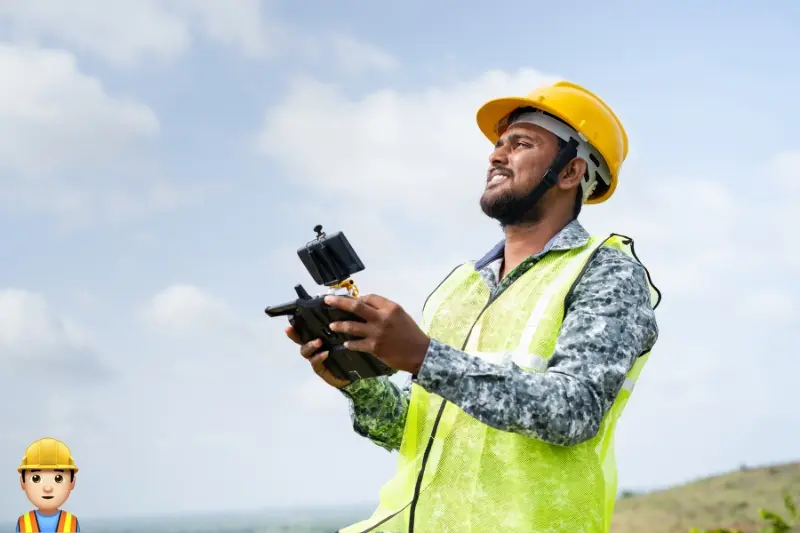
<box><xmin>265</xmin><ymin>284</ymin><xmax>395</xmax><ymax>383</ymax></box>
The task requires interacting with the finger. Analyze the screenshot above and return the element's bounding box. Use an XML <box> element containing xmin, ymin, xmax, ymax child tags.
<box><xmin>329</xmin><ymin>320</ymin><xmax>372</xmax><ymax>338</ymax></box>
<box><xmin>343</xmin><ymin>338</ymin><xmax>375</xmax><ymax>354</ymax></box>
<box><xmin>309</xmin><ymin>351</ymin><xmax>329</xmax><ymax>374</ymax></box>
<box><xmin>285</xmin><ymin>326</ymin><xmax>302</xmax><ymax>345</ymax></box>
<box><xmin>358</xmin><ymin>293</ymin><xmax>392</xmax><ymax>308</ymax></box>
<box><xmin>300</xmin><ymin>339</ymin><xmax>323</xmax><ymax>359</ymax></box>
<box><xmin>325</xmin><ymin>295</ymin><xmax>380</xmax><ymax>321</ymax></box>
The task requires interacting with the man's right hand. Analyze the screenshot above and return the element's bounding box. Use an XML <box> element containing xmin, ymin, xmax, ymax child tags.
<box><xmin>285</xmin><ymin>326</ymin><xmax>352</xmax><ymax>389</ymax></box>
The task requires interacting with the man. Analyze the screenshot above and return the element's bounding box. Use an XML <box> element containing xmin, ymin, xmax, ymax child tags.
<box><xmin>16</xmin><ymin>438</ymin><xmax>80</xmax><ymax>532</ymax></box>
<box><xmin>286</xmin><ymin>80</ymin><xmax>660</xmax><ymax>533</ymax></box>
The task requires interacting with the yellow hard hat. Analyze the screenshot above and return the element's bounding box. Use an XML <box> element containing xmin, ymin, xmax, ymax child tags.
<box><xmin>17</xmin><ymin>438</ymin><xmax>78</xmax><ymax>473</ymax></box>
<box><xmin>476</xmin><ymin>80</ymin><xmax>628</xmax><ymax>204</ymax></box>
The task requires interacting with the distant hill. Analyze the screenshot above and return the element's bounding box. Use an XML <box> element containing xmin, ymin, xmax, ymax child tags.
<box><xmin>612</xmin><ymin>461</ymin><xmax>800</xmax><ymax>533</ymax></box>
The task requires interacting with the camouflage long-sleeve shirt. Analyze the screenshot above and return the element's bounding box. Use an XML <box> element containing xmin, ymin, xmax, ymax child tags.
<box><xmin>339</xmin><ymin>219</ymin><xmax>659</xmax><ymax>451</ymax></box>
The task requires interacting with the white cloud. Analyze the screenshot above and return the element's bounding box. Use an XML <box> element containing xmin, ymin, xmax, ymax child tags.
<box><xmin>760</xmin><ymin>151</ymin><xmax>800</xmax><ymax>269</ymax></box>
<box><xmin>95</xmin><ymin>180</ymin><xmax>224</xmax><ymax>221</ymax></box>
<box><xmin>0</xmin><ymin>1</ymin><xmax>394</xmax><ymax>76</ymax></box>
<box><xmin>0</xmin><ymin>3</ymin><xmax>397</xmax><ymax>225</ymax></box>
<box><xmin>0</xmin><ymin>43</ymin><xmax>223</xmax><ymax>224</ymax></box>
<box><xmin>0</xmin><ymin>44</ymin><xmax>158</xmax><ymax>176</ymax></box>
<box><xmin>139</xmin><ymin>283</ymin><xmax>285</xmax><ymax>366</ymax></box>
<box><xmin>174</xmin><ymin>0</ymin><xmax>275</xmax><ymax>59</ymax></box>
<box><xmin>0</xmin><ymin>288</ymin><xmax>108</xmax><ymax>378</ymax></box>
<box><xmin>0</xmin><ymin>178</ymin><xmax>219</xmax><ymax>229</ymax></box>
<box><xmin>256</xmin><ymin>69</ymin><xmax>560</xmax><ymax>227</ymax></box>
<box><xmin>142</xmin><ymin>284</ymin><xmax>234</xmax><ymax>334</ymax></box>
<box><xmin>768</xmin><ymin>150</ymin><xmax>800</xmax><ymax>192</ymax></box>
<box><xmin>0</xmin><ymin>0</ymin><xmax>273</xmax><ymax>68</ymax></box>
<box><xmin>291</xmin><ymin>31</ymin><xmax>398</xmax><ymax>76</ymax></box>
<box><xmin>328</xmin><ymin>33</ymin><xmax>397</xmax><ymax>74</ymax></box>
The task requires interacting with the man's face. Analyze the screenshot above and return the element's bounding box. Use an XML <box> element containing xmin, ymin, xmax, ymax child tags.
<box><xmin>480</xmin><ymin>122</ymin><xmax>561</xmax><ymax>226</ymax></box>
<box><xmin>20</xmin><ymin>469</ymin><xmax>75</xmax><ymax>513</ymax></box>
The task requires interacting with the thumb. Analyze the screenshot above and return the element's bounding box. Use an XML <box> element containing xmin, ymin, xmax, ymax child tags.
<box><xmin>285</xmin><ymin>326</ymin><xmax>302</xmax><ymax>345</ymax></box>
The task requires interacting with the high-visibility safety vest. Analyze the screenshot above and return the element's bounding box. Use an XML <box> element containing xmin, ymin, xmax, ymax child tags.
<box><xmin>339</xmin><ymin>234</ymin><xmax>660</xmax><ymax>533</ymax></box>
<box><xmin>17</xmin><ymin>510</ymin><xmax>78</xmax><ymax>532</ymax></box>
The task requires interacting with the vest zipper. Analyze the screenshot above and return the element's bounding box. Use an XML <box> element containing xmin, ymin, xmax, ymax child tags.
<box><xmin>406</xmin><ymin>290</ymin><xmax>499</xmax><ymax>533</ymax></box>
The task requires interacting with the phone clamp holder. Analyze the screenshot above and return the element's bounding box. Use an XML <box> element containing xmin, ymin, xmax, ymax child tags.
<box><xmin>264</xmin><ymin>225</ymin><xmax>395</xmax><ymax>383</ymax></box>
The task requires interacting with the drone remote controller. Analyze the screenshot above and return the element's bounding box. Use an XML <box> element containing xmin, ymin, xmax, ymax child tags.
<box><xmin>264</xmin><ymin>226</ymin><xmax>396</xmax><ymax>383</ymax></box>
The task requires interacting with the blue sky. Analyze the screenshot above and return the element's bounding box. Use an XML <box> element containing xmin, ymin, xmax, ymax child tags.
<box><xmin>1</xmin><ymin>0</ymin><xmax>798</xmax><ymax>521</ymax></box>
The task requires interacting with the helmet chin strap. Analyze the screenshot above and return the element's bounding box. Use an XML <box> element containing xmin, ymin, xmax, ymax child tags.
<box><xmin>520</xmin><ymin>137</ymin><xmax>580</xmax><ymax>211</ymax></box>
<box><xmin>505</xmin><ymin>109</ymin><xmax>611</xmax><ymax>203</ymax></box>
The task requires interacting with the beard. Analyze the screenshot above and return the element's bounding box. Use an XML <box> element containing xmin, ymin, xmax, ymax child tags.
<box><xmin>480</xmin><ymin>181</ymin><xmax>545</xmax><ymax>227</ymax></box>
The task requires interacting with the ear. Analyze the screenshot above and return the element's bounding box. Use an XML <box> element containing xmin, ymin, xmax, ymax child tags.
<box><xmin>557</xmin><ymin>158</ymin><xmax>587</xmax><ymax>191</ymax></box>
<box><xmin>19</xmin><ymin>475</ymin><xmax>24</xmax><ymax>491</ymax></box>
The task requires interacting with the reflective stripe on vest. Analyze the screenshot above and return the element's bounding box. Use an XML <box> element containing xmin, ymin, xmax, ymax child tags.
<box><xmin>57</xmin><ymin>511</ymin><xmax>76</xmax><ymax>532</ymax></box>
<box><xmin>19</xmin><ymin>511</ymin><xmax>39</xmax><ymax>533</ymax></box>
<box><xmin>339</xmin><ymin>234</ymin><xmax>659</xmax><ymax>533</ymax></box>
<box><xmin>18</xmin><ymin>511</ymin><xmax>77</xmax><ymax>533</ymax></box>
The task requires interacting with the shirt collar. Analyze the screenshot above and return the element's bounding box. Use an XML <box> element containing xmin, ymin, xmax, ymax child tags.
<box><xmin>474</xmin><ymin>219</ymin><xmax>591</xmax><ymax>270</ymax></box>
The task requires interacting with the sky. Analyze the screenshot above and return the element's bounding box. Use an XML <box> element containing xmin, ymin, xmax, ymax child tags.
<box><xmin>1</xmin><ymin>0</ymin><xmax>799</xmax><ymax>522</ymax></box>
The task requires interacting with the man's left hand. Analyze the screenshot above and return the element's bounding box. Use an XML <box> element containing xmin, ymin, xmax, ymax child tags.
<box><xmin>326</xmin><ymin>294</ymin><xmax>431</xmax><ymax>375</ymax></box>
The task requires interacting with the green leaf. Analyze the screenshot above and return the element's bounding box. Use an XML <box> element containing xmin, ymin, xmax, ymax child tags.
<box><xmin>784</xmin><ymin>494</ymin><xmax>798</xmax><ymax>519</ymax></box>
<box><xmin>761</xmin><ymin>508</ymin><xmax>790</xmax><ymax>528</ymax></box>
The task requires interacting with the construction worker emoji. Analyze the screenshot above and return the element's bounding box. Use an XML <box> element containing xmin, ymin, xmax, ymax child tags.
<box><xmin>16</xmin><ymin>438</ymin><xmax>80</xmax><ymax>532</ymax></box>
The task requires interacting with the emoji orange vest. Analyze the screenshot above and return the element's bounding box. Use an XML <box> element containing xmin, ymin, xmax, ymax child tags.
<box><xmin>17</xmin><ymin>510</ymin><xmax>78</xmax><ymax>532</ymax></box>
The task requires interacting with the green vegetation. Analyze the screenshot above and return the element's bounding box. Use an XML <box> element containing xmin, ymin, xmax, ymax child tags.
<box><xmin>690</xmin><ymin>493</ymin><xmax>799</xmax><ymax>532</ymax></box>
<box><xmin>612</xmin><ymin>461</ymin><xmax>800</xmax><ymax>533</ymax></box>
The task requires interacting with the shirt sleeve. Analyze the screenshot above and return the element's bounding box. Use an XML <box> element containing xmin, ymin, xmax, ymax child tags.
<box><xmin>340</xmin><ymin>374</ymin><xmax>412</xmax><ymax>452</ymax></box>
<box><xmin>15</xmin><ymin>522</ymin><xmax>19</xmax><ymax>532</ymax></box>
<box><xmin>414</xmin><ymin>245</ymin><xmax>659</xmax><ymax>446</ymax></box>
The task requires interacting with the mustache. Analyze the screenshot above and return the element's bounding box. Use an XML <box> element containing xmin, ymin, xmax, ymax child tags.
<box><xmin>486</xmin><ymin>166</ymin><xmax>514</xmax><ymax>182</ymax></box>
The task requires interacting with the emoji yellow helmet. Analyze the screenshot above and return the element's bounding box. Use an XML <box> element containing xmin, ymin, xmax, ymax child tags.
<box><xmin>17</xmin><ymin>438</ymin><xmax>78</xmax><ymax>473</ymax></box>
